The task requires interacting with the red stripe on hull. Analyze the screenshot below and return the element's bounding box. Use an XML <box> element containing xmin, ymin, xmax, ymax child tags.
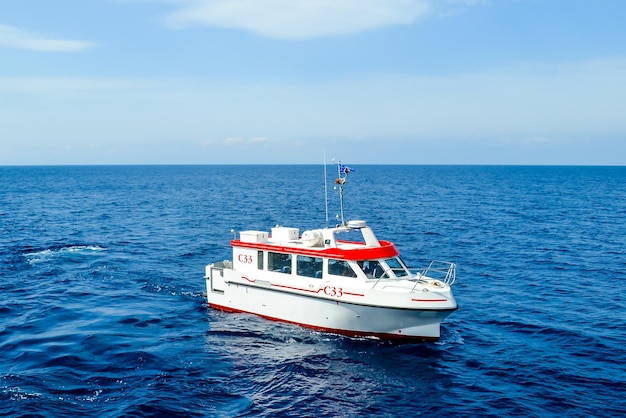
<box><xmin>270</xmin><ymin>283</ymin><xmax>322</xmax><ymax>294</ymax></box>
<box><xmin>342</xmin><ymin>291</ymin><xmax>365</xmax><ymax>297</ymax></box>
<box><xmin>208</xmin><ymin>303</ymin><xmax>440</xmax><ymax>342</ymax></box>
<box><xmin>269</xmin><ymin>283</ymin><xmax>365</xmax><ymax>298</ymax></box>
<box><xmin>411</xmin><ymin>299</ymin><xmax>449</xmax><ymax>302</ymax></box>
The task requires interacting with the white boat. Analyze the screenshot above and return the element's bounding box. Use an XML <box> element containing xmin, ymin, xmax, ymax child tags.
<box><xmin>204</xmin><ymin>164</ymin><xmax>458</xmax><ymax>341</ymax></box>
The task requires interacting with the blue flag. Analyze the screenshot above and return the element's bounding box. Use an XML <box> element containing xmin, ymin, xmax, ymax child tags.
<box><xmin>340</xmin><ymin>164</ymin><xmax>354</xmax><ymax>174</ymax></box>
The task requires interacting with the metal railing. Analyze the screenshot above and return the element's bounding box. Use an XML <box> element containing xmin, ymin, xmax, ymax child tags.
<box><xmin>420</xmin><ymin>260</ymin><xmax>456</xmax><ymax>285</ymax></box>
<box><xmin>370</xmin><ymin>261</ymin><xmax>456</xmax><ymax>289</ymax></box>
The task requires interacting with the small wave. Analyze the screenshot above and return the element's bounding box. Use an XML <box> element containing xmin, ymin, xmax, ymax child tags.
<box><xmin>24</xmin><ymin>245</ymin><xmax>107</xmax><ymax>264</ymax></box>
<box><xmin>77</xmin><ymin>389</ymin><xmax>102</xmax><ymax>403</ymax></box>
<box><xmin>3</xmin><ymin>387</ymin><xmax>42</xmax><ymax>401</ymax></box>
<box><xmin>436</xmin><ymin>327</ymin><xmax>464</xmax><ymax>346</ymax></box>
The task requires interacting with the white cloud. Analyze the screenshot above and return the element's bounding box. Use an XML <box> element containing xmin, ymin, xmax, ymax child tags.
<box><xmin>224</xmin><ymin>137</ymin><xmax>244</xmax><ymax>144</ymax></box>
<box><xmin>0</xmin><ymin>24</ymin><xmax>96</xmax><ymax>52</ymax></box>
<box><xmin>521</xmin><ymin>136</ymin><xmax>551</xmax><ymax>144</ymax></box>
<box><xmin>221</xmin><ymin>136</ymin><xmax>273</xmax><ymax>145</ymax></box>
<box><xmin>445</xmin><ymin>0</ymin><xmax>487</xmax><ymax>5</ymax></box>
<box><xmin>2</xmin><ymin>57</ymin><xmax>626</xmax><ymax>164</ymax></box>
<box><xmin>161</xmin><ymin>0</ymin><xmax>431</xmax><ymax>39</ymax></box>
<box><xmin>251</xmin><ymin>136</ymin><xmax>269</xmax><ymax>143</ymax></box>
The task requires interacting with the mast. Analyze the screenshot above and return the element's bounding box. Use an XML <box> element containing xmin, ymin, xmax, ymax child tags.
<box><xmin>324</xmin><ymin>150</ymin><xmax>329</xmax><ymax>228</ymax></box>
<box><xmin>334</xmin><ymin>161</ymin><xmax>354</xmax><ymax>227</ymax></box>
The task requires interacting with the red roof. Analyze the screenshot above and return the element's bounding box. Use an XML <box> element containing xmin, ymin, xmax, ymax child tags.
<box><xmin>231</xmin><ymin>239</ymin><xmax>400</xmax><ymax>260</ymax></box>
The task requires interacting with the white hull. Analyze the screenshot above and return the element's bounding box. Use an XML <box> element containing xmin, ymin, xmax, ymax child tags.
<box><xmin>206</xmin><ymin>263</ymin><xmax>457</xmax><ymax>341</ymax></box>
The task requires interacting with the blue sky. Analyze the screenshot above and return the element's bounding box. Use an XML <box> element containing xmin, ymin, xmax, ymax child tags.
<box><xmin>1</xmin><ymin>0</ymin><xmax>625</xmax><ymax>165</ymax></box>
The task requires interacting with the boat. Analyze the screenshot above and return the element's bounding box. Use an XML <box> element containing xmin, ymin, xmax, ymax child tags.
<box><xmin>204</xmin><ymin>163</ymin><xmax>458</xmax><ymax>341</ymax></box>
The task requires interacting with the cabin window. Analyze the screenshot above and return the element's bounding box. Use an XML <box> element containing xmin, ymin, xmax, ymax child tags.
<box><xmin>257</xmin><ymin>251</ymin><xmax>264</xmax><ymax>270</ymax></box>
<box><xmin>328</xmin><ymin>259</ymin><xmax>356</xmax><ymax>278</ymax></box>
<box><xmin>360</xmin><ymin>260</ymin><xmax>385</xmax><ymax>278</ymax></box>
<box><xmin>268</xmin><ymin>252</ymin><xmax>292</xmax><ymax>274</ymax></box>
<box><xmin>385</xmin><ymin>258</ymin><xmax>408</xmax><ymax>277</ymax></box>
<box><xmin>297</xmin><ymin>256</ymin><xmax>323</xmax><ymax>279</ymax></box>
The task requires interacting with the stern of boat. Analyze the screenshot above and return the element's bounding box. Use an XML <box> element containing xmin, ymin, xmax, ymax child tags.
<box><xmin>205</xmin><ymin>260</ymin><xmax>232</xmax><ymax>295</ymax></box>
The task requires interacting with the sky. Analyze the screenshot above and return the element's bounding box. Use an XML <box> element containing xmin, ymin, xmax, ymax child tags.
<box><xmin>1</xmin><ymin>0</ymin><xmax>626</xmax><ymax>165</ymax></box>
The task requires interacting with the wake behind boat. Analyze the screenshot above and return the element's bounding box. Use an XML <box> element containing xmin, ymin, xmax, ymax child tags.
<box><xmin>204</xmin><ymin>163</ymin><xmax>458</xmax><ymax>341</ymax></box>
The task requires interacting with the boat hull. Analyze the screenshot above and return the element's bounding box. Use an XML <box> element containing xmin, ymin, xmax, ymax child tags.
<box><xmin>206</xmin><ymin>277</ymin><xmax>456</xmax><ymax>341</ymax></box>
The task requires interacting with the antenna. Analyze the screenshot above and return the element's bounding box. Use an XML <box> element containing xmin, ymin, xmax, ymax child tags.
<box><xmin>324</xmin><ymin>150</ymin><xmax>329</xmax><ymax>228</ymax></box>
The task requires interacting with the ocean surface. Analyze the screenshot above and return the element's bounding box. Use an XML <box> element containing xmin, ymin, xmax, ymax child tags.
<box><xmin>1</xmin><ymin>165</ymin><xmax>625</xmax><ymax>417</ymax></box>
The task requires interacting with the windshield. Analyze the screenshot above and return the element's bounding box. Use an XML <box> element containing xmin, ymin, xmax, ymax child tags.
<box><xmin>385</xmin><ymin>257</ymin><xmax>408</xmax><ymax>277</ymax></box>
<box><xmin>359</xmin><ymin>260</ymin><xmax>385</xmax><ymax>279</ymax></box>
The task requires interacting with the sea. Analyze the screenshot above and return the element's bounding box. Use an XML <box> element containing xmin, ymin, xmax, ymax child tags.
<box><xmin>1</xmin><ymin>165</ymin><xmax>624</xmax><ymax>417</ymax></box>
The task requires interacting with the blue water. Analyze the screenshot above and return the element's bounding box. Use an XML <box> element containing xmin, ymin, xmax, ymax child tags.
<box><xmin>1</xmin><ymin>165</ymin><xmax>625</xmax><ymax>417</ymax></box>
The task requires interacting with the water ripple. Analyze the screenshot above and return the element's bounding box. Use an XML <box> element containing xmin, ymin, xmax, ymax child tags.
<box><xmin>1</xmin><ymin>165</ymin><xmax>625</xmax><ymax>417</ymax></box>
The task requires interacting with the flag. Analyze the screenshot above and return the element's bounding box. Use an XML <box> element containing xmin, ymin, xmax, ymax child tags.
<box><xmin>340</xmin><ymin>164</ymin><xmax>354</xmax><ymax>174</ymax></box>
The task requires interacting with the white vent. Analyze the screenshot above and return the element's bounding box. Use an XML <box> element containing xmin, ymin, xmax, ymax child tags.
<box><xmin>239</xmin><ymin>230</ymin><xmax>268</xmax><ymax>243</ymax></box>
<box><xmin>271</xmin><ymin>227</ymin><xmax>299</xmax><ymax>242</ymax></box>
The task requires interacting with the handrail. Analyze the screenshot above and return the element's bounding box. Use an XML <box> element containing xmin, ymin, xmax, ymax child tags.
<box><xmin>406</xmin><ymin>261</ymin><xmax>455</xmax><ymax>293</ymax></box>
<box><xmin>372</xmin><ymin>260</ymin><xmax>456</xmax><ymax>292</ymax></box>
<box><xmin>421</xmin><ymin>260</ymin><xmax>456</xmax><ymax>285</ymax></box>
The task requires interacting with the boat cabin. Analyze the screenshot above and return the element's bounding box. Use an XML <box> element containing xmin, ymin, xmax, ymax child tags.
<box><xmin>230</xmin><ymin>221</ymin><xmax>411</xmax><ymax>282</ymax></box>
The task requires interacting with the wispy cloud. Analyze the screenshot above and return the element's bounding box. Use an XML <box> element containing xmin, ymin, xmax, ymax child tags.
<box><xmin>222</xmin><ymin>136</ymin><xmax>271</xmax><ymax>145</ymax></box>
<box><xmin>202</xmin><ymin>136</ymin><xmax>273</xmax><ymax>147</ymax></box>
<box><xmin>2</xmin><ymin>56</ymin><xmax>625</xmax><ymax>161</ymax></box>
<box><xmin>224</xmin><ymin>137</ymin><xmax>244</xmax><ymax>144</ymax></box>
<box><xmin>161</xmin><ymin>0</ymin><xmax>432</xmax><ymax>40</ymax></box>
<box><xmin>521</xmin><ymin>136</ymin><xmax>551</xmax><ymax>144</ymax></box>
<box><xmin>0</xmin><ymin>24</ymin><xmax>96</xmax><ymax>52</ymax></box>
<box><xmin>445</xmin><ymin>0</ymin><xmax>487</xmax><ymax>5</ymax></box>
